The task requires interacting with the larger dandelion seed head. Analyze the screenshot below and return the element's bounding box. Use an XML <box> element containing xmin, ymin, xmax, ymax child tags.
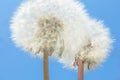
<box><xmin>10</xmin><ymin>0</ymin><xmax>85</xmax><ymax>58</ymax></box>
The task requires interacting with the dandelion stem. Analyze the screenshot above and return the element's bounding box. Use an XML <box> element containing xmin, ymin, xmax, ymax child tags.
<box><xmin>78</xmin><ymin>59</ymin><xmax>84</xmax><ymax>80</ymax></box>
<box><xmin>43</xmin><ymin>49</ymin><xmax>49</xmax><ymax>80</ymax></box>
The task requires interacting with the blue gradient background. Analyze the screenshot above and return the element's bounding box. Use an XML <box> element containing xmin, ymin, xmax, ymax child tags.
<box><xmin>0</xmin><ymin>0</ymin><xmax>120</xmax><ymax>80</ymax></box>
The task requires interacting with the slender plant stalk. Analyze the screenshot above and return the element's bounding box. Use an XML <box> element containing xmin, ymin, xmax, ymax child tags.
<box><xmin>43</xmin><ymin>49</ymin><xmax>49</xmax><ymax>80</ymax></box>
<box><xmin>78</xmin><ymin>59</ymin><xmax>84</xmax><ymax>80</ymax></box>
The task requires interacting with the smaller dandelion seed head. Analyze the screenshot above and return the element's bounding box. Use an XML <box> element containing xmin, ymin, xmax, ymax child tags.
<box><xmin>26</xmin><ymin>16</ymin><xmax>64</xmax><ymax>56</ymax></box>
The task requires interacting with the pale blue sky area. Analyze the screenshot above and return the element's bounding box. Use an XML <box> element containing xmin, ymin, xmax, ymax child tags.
<box><xmin>0</xmin><ymin>0</ymin><xmax>120</xmax><ymax>80</ymax></box>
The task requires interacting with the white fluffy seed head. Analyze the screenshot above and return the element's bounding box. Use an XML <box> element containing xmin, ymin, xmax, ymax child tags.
<box><xmin>10</xmin><ymin>0</ymin><xmax>85</xmax><ymax>57</ymax></box>
<box><xmin>59</xmin><ymin>19</ymin><xmax>113</xmax><ymax>70</ymax></box>
<box><xmin>10</xmin><ymin>0</ymin><xmax>112</xmax><ymax>70</ymax></box>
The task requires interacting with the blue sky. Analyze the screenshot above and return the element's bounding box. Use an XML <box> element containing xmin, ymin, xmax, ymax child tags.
<box><xmin>0</xmin><ymin>0</ymin><xmax>120</xmax><ymax>80</ymax></box>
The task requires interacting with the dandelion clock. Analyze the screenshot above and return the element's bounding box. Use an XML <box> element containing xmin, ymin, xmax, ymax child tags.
<box><xmin>59</xmin><ymin>1</ymin><xmax>113</xmax><ymax>80</ymax></box>
<box><xmin>10</xmin><ymin>0</ymin><xmax>86</xmax><ymax>80</ymax></box>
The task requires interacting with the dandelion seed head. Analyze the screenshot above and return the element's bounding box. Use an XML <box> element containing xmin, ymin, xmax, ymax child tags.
<box><xmin>59</xmin><ymin>20</ymin><xmax>113</xmax><ymax>70</ymax></box>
